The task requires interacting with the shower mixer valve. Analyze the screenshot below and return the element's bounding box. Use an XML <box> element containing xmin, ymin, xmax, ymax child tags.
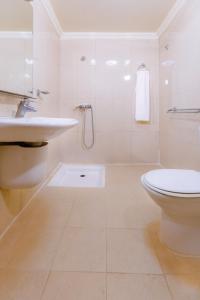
<box><xmin>75</xmin><ymin>104</ymin><xmax>92</xmax><ymax>110</ymax></box>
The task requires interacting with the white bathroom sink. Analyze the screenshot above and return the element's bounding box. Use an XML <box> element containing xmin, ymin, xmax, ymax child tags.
<box><xmin>0</xmin><ymin>117</ymin><xmax>79</xmax><ymax>142</ymax></box>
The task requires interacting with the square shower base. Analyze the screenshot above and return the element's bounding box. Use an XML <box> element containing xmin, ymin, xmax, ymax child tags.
<box><xmin>48</xmin><ymin>164</ymin><xmax>105</xmax><ymax>188</ymax></box>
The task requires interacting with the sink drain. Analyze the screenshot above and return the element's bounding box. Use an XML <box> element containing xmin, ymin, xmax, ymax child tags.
<box><xmin>80</xmin><ymin>174</ymin><xmax>86</xmax><ymax>178</ymax></box>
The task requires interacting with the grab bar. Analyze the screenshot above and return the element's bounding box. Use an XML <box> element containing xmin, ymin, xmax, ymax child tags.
<box><xmin>167</xmin><ymin>107</ymin><xmax>200</xmax><ymax>114</ymax></box>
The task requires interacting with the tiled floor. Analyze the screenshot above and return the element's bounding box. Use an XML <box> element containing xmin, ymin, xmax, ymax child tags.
<box><xmin>0</xmin><ymin>166</ymin><xmax>200</xmax><ymax>299</ymax></box>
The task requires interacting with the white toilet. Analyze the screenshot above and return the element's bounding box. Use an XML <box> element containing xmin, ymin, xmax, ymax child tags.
<box><xmin>141</xmin><ymin>169</ymin><xmax>200</xmax><ymax>256</ymax></box>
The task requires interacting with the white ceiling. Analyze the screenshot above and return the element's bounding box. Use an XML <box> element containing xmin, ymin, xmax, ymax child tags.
<box><xmin>0</xmin><ymin>0</ymin><xmax>32</xmax><ymax>31</ymax></box>
<box><xmin>50</xmin><ymin>0</ymin><xmax>176</xmax><ymax>32</ymax></box>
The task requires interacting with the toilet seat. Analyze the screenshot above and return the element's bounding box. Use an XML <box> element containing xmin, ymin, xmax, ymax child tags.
<box><xmin>142</xmin><ymin>169</ymin><xmax>200</xmax><ymax>198</ymax></box>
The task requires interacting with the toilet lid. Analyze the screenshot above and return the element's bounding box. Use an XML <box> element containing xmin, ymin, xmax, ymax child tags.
<box><xmin>143</xmin><ymin>169</ymin><xmax>200</xmax><ymax>194</ymax></box>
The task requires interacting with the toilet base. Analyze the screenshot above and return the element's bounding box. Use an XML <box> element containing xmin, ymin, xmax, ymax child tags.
<box><xmin>160</xmin><ymin>212</ymin><xmax>200</xmax><ymax>256</ymax></box>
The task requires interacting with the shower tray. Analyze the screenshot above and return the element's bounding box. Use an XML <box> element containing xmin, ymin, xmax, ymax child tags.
<box><xmin>48</xmin><ymin>164</ymin><xmax>105</xmax><ymax>188</ymax></box>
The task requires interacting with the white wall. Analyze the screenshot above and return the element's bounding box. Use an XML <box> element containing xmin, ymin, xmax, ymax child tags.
<box><xmin>59</xmin><ymin>38</ymin><xmax>159</xmax><ymax>164</ymax></box>
<box><xmin>159</xmin><ymin>0</ymin><xmax>200</xmax><ymax>169</ymax></box>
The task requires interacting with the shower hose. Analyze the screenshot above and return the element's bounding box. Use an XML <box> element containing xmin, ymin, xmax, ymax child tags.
<box><xmin>76</xmin><ymin>104</ymin><xmax>95</xmax><ymax>149</ymax></box>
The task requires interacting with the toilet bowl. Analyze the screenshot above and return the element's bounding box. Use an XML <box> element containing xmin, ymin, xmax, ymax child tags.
<box><xmin>141</xmin><ymin>169</ymin><xmax>200</xmax><ymax>256</ymax></box>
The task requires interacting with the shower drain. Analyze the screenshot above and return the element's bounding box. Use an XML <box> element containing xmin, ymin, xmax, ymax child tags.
<box><xmin>80</xmin><ymin>174</ymin><xmax>86</xmax><ymax>178</ymax></box>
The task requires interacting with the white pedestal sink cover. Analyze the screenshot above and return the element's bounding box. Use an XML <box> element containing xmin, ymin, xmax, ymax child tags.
<box><xmin>143</xmin><ymin>169</ymin><xmax>200</xmax><ymax>194</ymax></box>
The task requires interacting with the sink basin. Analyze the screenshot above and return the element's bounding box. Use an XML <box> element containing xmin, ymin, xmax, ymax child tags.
<box><xmin>0</xmin><ymin>117</ymin><xmax>79</xmax><ymax>142</ymax></box>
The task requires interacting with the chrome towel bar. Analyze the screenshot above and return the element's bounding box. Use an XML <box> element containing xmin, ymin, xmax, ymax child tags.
<box><xmin>167</xmin><ymin>107</ymin><xmax>200</xmax><ymax>114</ymax></box>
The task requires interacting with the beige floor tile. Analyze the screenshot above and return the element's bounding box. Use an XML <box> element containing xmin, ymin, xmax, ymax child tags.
<box><xmin>105</xmin><ymin>185</ymin><xmax>153</xmax><ymax>203</ymax></box>
<box><xmin>34</xmin><ymin>187</ymin><xmax>75</xmax><ymax>202</ymax></box>
<box><xmin>106</xmin><ymin>165</ymin><xmax>158</xmax><ymax>188</ymax></box>
<box><xmin>107</xmin><ymin>273</ymin><xmax>172</xmax><ymax>300</ymax></box>
<box><xmin>61</xmin><ymin>188</ymin><xmax>107</xmax><ymax>199</ymax></box>
<box><xmin>166</xmin><ymin>274</ymin><xmax>200</xmax><ymax>300</ymax></box>
<box><xmin>7</xmin><ymin>229</ymin><xmax>62</xmax><ymax>271</ymax></box>
<box><xmin>0</xmin><ymin>221</ymin><xmax>26</xmax><ymax>268</ymax></box>
<box><xmin>107</xmin><ymin>193</ymin><xmax>160</xmax><ymax>229</ymax></box>
<box><xmin>107</xmin><ymin>228</ymin><xmax>162</xmax><ymax>274</ymax></box>
<box><xmin>52</xmin><ymin>227</ymin><xmax>106</xmax><ymax>272</ymax></box>
<box><xmin>0</xmin><ymin>165</ymin><xmax>183</xmax><ymax>300</ymax></box>
<box><xmin>145</xmin><ymin>222</ymin><xmax>200</xmax><ymax>275</ymax></box>
<box><xmin>68</xmin><ymin>196</ymin><xmax>106</xmax><ymax>228</ymax></box>
<box><xmin>0</xmin><ymin>192</ymin><xmax>72</xmax><ymax>269</ymax></box>
<box><xmin>0</xmin><ymin>270</ymin><xmax>48</xmax><ymax>300</ymax></box>
<box><xmin>19</xmin><ymin>189</ymin><xmax>74</xmax><ymax>231</ymax></box>
<box><xmin>41</xmin><ymin>272</ymin><xmax>106</xmax><ymax>300</ymax></box>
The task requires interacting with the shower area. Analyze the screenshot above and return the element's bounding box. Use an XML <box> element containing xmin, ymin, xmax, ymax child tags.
<box><xmin>58</xmin><ymin>39</ymin><xmax>159</xmax><ymax>165</ymax></box>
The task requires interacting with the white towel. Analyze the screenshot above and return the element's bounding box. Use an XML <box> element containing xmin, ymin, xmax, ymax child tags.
<box><xmin>135</xmin><ymin>70</ymin><xmax>150</xmax><ymax>122</ymax></box>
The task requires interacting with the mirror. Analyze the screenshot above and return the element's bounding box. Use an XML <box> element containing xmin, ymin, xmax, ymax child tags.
<box><xmin>0</xmin><ymin>0</ymin><xmax>33</xmax><ymax>96</ymax></box>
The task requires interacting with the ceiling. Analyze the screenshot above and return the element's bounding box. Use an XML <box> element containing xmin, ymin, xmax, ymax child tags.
<box><xmin>0</xmin><ymin>0</ymin><xmax>32</xmax><ymax>31</ymax></box>
<box><xmin>50</xmin><ymin>0</ymin><xmax>176</xmax><ymax>32</ymax></box>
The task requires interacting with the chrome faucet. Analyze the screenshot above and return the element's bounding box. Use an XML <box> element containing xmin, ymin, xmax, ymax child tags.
<box><xmin>15</xmin><ymin>99</ymin><xmax>37</xmax><ymax>118</ymax></box>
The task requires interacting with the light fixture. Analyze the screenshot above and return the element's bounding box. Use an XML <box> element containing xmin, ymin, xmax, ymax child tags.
<box><xmin>25</xmin><ymin>58</ymin><xmax>34</xmax><ymax>65</ymax></box>
<box><xmin>24</xmin><ymin>73</ymin><xmax>31</xmax><ymax>79</ymax></box>
<box><xmin>165</xmin><ymin>79</ymin><xmax>169</xmax><ymax>85</ymax></box>
<box><xmin>124</xmin><ymin>75</ymin><xmax>131</xmax><ymax>81</ymax></box>
<box><xmin>106</xmin><ymin>60</ymin><xmax>118</xmax><ymax>66</ymax></box>
<box><xmin>161</xmin><ymin>60</ymin><xmax>176</xmax><ymax>67</ymax></box>
<box><xmin>124</xmin><ymin>60</ymin><xmax>131</xmax><ymax>66</ymax></box>
<box><xmin>90</xmin><ymin>59</ymin><xmax>96</xmax><ymax>66</ymax></box>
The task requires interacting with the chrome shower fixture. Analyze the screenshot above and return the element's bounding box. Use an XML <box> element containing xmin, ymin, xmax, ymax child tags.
<box><xmin>75</xmin><ymin>103</ymin><xmax>95</xmax><ymax>150</ymax></box>
<box><xmin>75</xmin><ymin>104</ymin><xmax>92</xmax><ymax>110</ymax></box>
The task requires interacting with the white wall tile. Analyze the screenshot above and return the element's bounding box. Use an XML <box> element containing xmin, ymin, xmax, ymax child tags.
<box><xmin>160</xmin><ymin>0</ymin><xmax>200</xmax><ymax>169</ymax></box>
<box><xmin>60</xmin><ymin>38</ymin><xmax>159</xmax><ymax>164</ymax></box>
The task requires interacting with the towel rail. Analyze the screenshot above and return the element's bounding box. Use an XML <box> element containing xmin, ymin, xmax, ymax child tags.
<box><xmin>167</xmin><ymin>107</ymin><xmax>200</xmax><ymax>114</ymax></box>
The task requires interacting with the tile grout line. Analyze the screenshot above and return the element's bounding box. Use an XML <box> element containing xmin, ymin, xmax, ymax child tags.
<box><xmin>151</xmin><ymin>233</ymin><xmax>174</xmax><ymax>300</ymax></box>
<box><xmin>28</xmin><ymin>195</ymin><xmax>78</xmax><ymax>299</ymax></box>
<box><xmin>0</xmin><ymin>267</ymin><xmax>187</xmax><ymax>276</ymax></box>
<box><xmin>39</xmin><ymin>270</ymin><xmax>52</xmax><ymax>300</ymax></box>
<box><xmin>5</xmin><ymin>196</ymin><xmax>75</xmax><ymax>272</ymax></box>
<box><xmin>105</xmin><ymin>272</ymin><xmax>108</xmax><ymax>300</ymax></box>
<box><xmin>0</xmin><ymin>163</ymin><xmax>62</xmax><ymax>244</ymax></box>
<box><xmin>0</xmin><ymin>166</ymin><xmax>64</xmax><ymax>270</ymax></box>
<box><xmin>163</xmin><ymin>273</ymin><xmax>174</xmax><ymax>300</ymax></box>
<box><xmin>105</xmin><ymin>194</ymin><xmax>108</xmax><ymax>300</ymax></box>
<box><xmin>47</xmin><ymin>195</ymin><xmax>77</xmax><ymax>272</ymax></box>
<box><xmin>13</xmin><ymin>269</ymin><xmax>171</xmax><ymax>276</ymax></box>
<box><xmin>105</xmin><ymin>189</ymin><xmax>110</xmax><ymax>300</ymax></box>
